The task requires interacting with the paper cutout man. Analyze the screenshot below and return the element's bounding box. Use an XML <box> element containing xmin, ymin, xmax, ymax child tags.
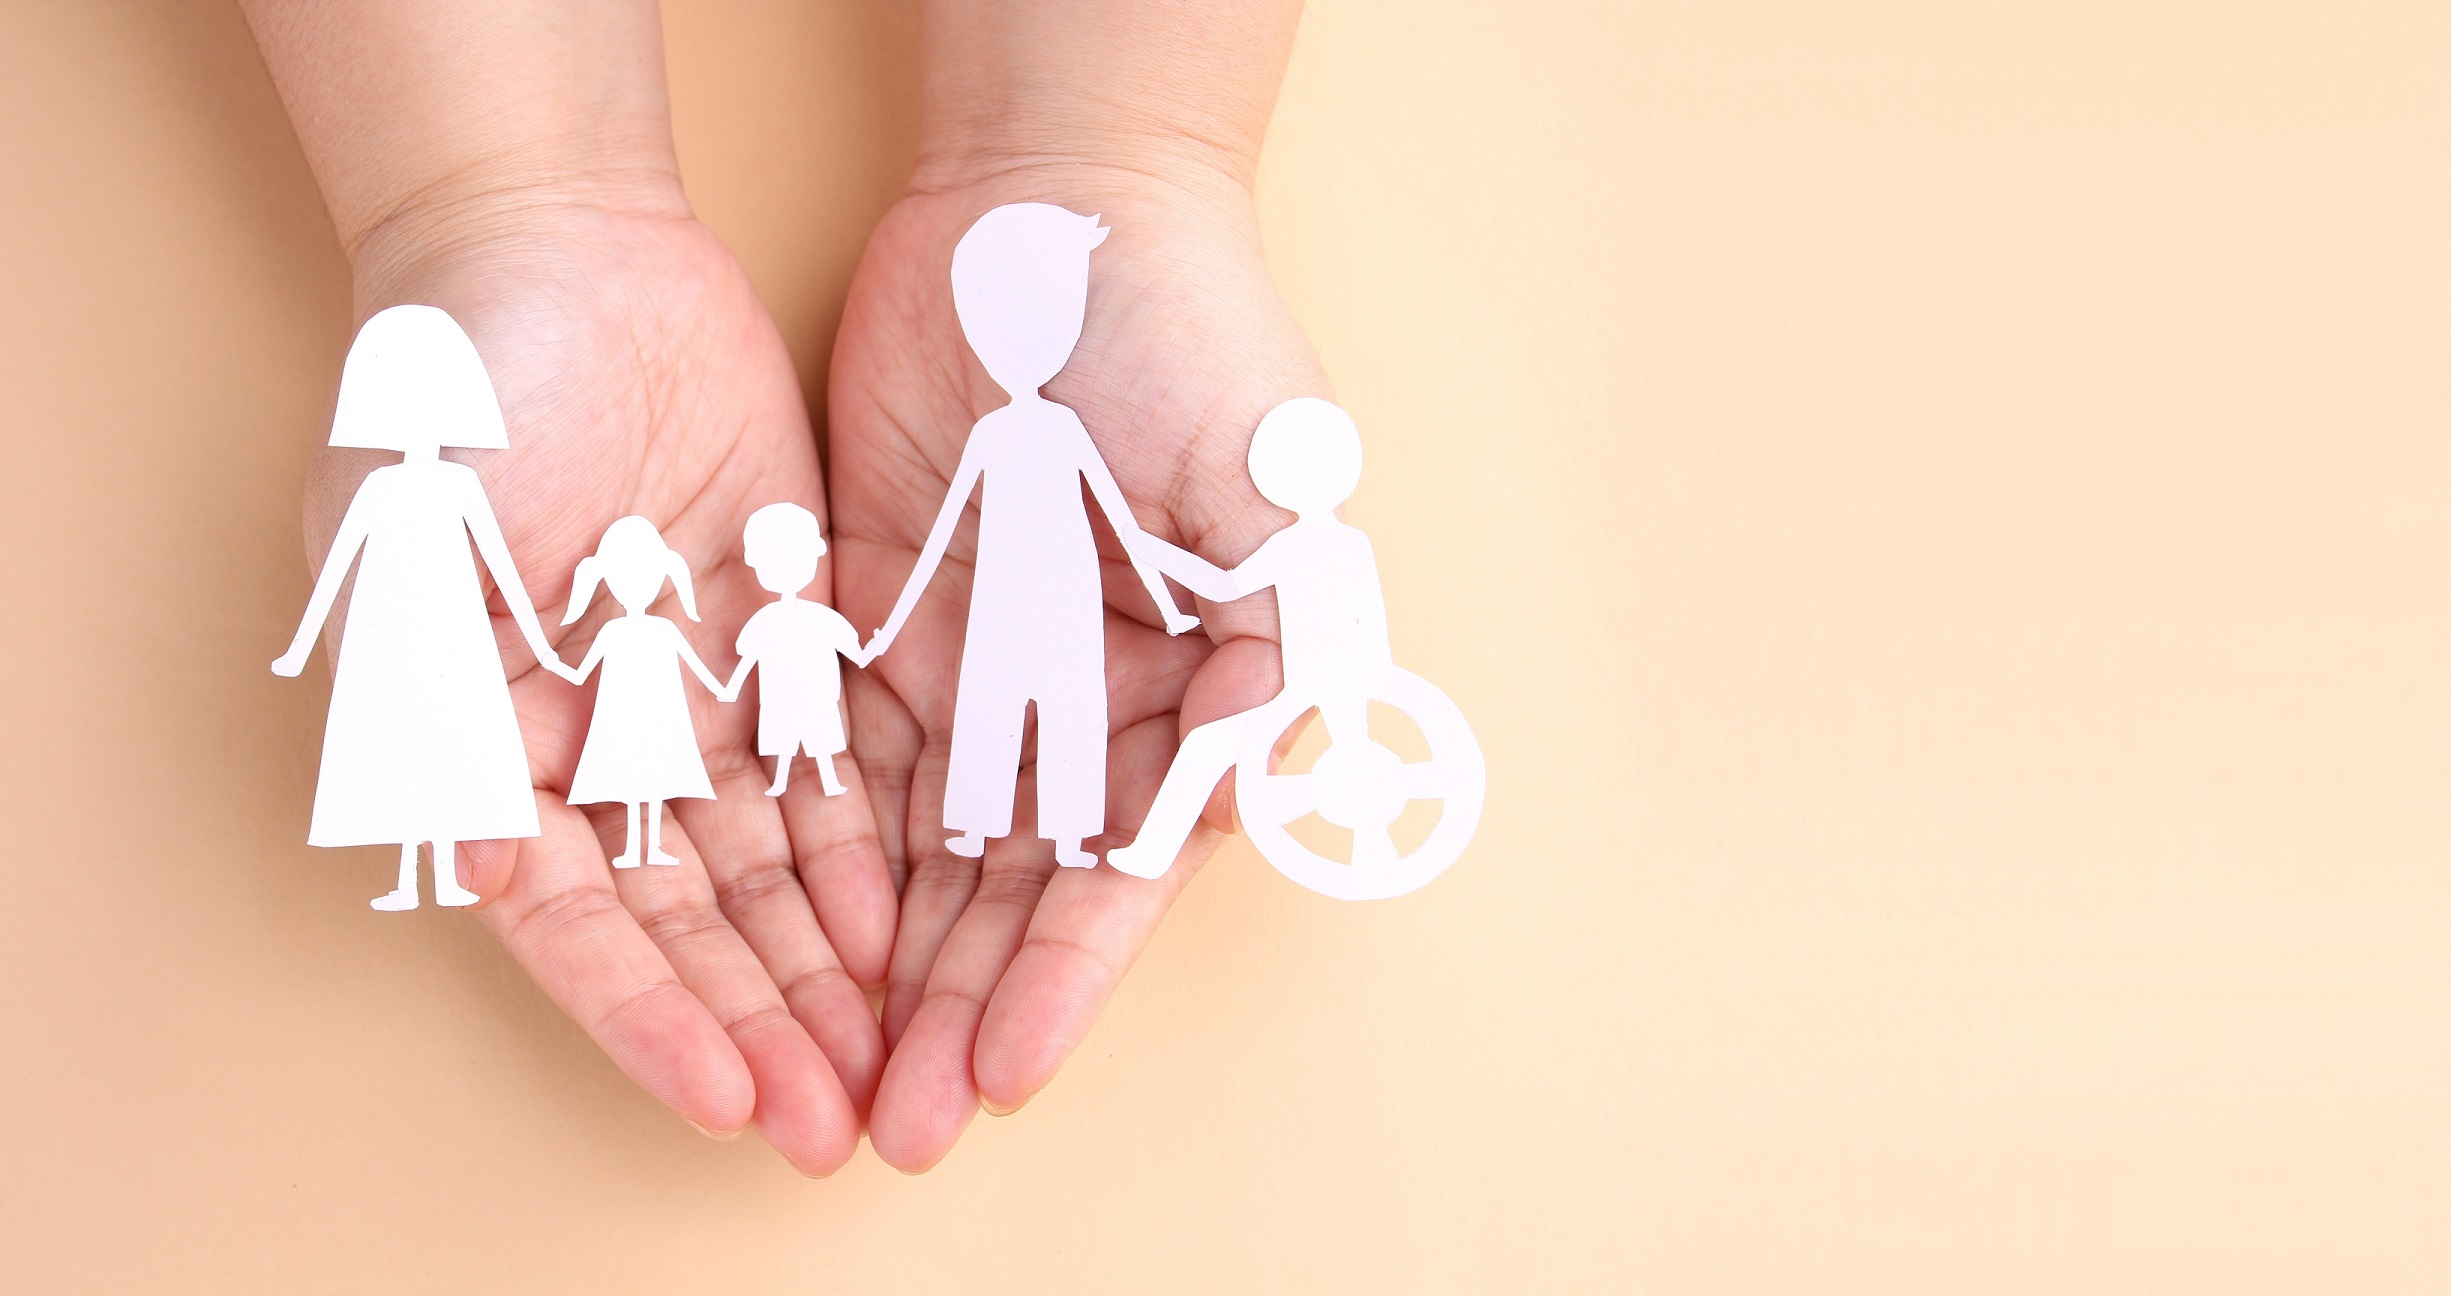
<box><xmin>723</xmin><ymin>503</ymin><xmax>870</xmax><ymax>797</ymax></box>
<box><xmin>560</xmin><ymin>515</ymin><xmax>725</xmax><ymax>868</ymax></box>
<box><xmin>1107</xmin><ymin>398</ymin><xmax>1485</xmax><ymax>901</ymax></box>
<box><xmin>272</xmin><ymin>304</ymin><xmax>567</xmax><ymax>911</ymax></box>
<box><xmin>868</xmin><ymin>203</ymin><xmax>1199</xmax><ymax>869</ymax></box>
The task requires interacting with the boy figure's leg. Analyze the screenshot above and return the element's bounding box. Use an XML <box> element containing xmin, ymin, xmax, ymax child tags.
<box><xmin>766</xmin><ymin>752</ymin><xmax>792</xmax><ymax>796</ymax></box>
<box><xmin>815</xmin><ymin>743</ymin><xmax>848</xmax><ymax>797</ymax></box>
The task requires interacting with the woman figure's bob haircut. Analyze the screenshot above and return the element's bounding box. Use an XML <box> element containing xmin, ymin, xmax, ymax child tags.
<box><xmin>328</xmin><ymin>304</ymin><xmax>509</xmax><ymax>453</ymax></box>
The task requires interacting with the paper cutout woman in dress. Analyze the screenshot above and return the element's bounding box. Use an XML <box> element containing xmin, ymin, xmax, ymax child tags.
<box><xmin>868</xmin><ymin>203</ymin><xmax>1198</xmax><ymax>869</ymax></box>
<box><xmin>561</xmin><ymin>515</ymin><xmax>725</xmax><ymax>868</ymax></box>
<box><xmin>272</xmin><ymin>304</ymin><xmax>570</xmax><ymax>912</ymax></box>
<box><xmin>1107</xmin><ymin>398</ymin><xmax>1484</xmax><ymax>900</ymax></box>
<box><xmin>723</xmin><ymin>503</ymin><xmax>872</xmax><ymax>797</ymax></box>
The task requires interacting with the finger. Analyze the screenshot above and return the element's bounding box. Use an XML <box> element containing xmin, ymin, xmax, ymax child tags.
<box><xmin>771</xmin><ymin>734</ymin><xmax>898</xmax><ymax>992</ymax></box>
<box><xmin>589</xmin><ymin>799</ymin><xmax>860</xmax><ymax>1176</ymax></box>
<box><xmin>878</xmin><ymin>730</ymin><xmax>966</xmax><ymax>1049</ymax></box>
<box><xmin>845</xmin><ymin>629</ymin><xmax>926</xmax><ymax>893</ymax></box>
<box><xmin>973</xmin><ymin>715</ymin><xmax>1203</xmax><ymax>1113</ymax></box>
<box><xmin>670</xmin><ymin>749</ymin><xmax>888</xmax><ymax>1124</ymax></box>
<box><xmin>471</xmin><ymin>795</ymin><xmax>754</xmax><ymax>1139</ymax></box>
<box><xmin>868</xmin><ymin>812</ymin><xmax>1058</xmax><ymax>1173</ymax></box>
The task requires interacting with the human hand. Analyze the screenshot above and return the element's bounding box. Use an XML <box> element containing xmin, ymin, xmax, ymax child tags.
<box><xmin>249</xmin><ymin>0</ymin><xmax>895</xmax><ymax>1175</ymax></box>
<box><xmin>828</xmin><ymin>0</ymin><xmax>1321</xmax><ymax>1166</ymax></box>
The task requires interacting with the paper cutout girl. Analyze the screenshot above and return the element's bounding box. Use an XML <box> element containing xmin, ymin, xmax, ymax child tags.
<box><xmin>869</xmin><ymin>204</ymin><xmax>1198</xmax><ymax>869</ymax></box>
<box><xmin>561</xmin><ymin>515</ymin><xmax>725</xmax><ymax>868</ymax></box>
<box><xmin>272</xmin><ymin>304</ymin><xmax>568</xmax><ymax>912</ymax></box>
<box><xmin>723</xmin><ymin>503</ymin><xmax>871</xmax><ymax>797</ymax></box>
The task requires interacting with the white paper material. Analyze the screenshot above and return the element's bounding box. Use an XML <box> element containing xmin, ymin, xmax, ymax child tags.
<box><xmin>723</xmin><ymin>503</ymin><xmax>870</xmax><ymax>797</ymax></box>
<box><xmin>868</xmin><ymin>204</ymin><xmax>1199</xmax><ymax>868</ymax></box>
<box><xmin>1107</xmin><ymin>399</ymin><xmax>1486</xmax><ymax>900</ymax></box>
<box><xmin>272</xmin><ymin>305</ymin><xmax>566</xmax><ymax>911</ymax></box>
<box><xmin>560</xmin><ymin>515</ymin><xmax>726</xmax><ymax>868</ymax></box>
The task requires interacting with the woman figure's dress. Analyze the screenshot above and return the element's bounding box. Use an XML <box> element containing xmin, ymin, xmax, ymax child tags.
<box><xmin>310</xmin><ymin>460</ymin><xmax>537</xmax><ymax>846</ymax></box>
<box><xmin>567</xmin><ymin>616</ymin><xmax>717</xmax><ymax>805</ymax></box>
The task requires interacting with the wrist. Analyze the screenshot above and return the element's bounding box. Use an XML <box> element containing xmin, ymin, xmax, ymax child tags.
<box><xmin>340</xmin><ymin>158</ymin><xmax>691</xmax><ymax>302</ymax></box>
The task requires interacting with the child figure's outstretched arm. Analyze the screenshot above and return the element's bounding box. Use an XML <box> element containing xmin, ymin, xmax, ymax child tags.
<box><xmin>718</xmin><ymin>656</ymin><xmax>752</xmax><ymax>703</ymax></box>
<box><xmin>672</xmin><ymin>625</ymin><xmax>728</xmax><ymax>697</ymax></box>
<box><xmin>1127</xmin><ymin>530</ymin><xmax>1269</xmax><ymax>604</ymax></box>
<box><xmin>272</xmin><ymin>484</ymin><xmax>374</xmax><ymax>675</ymax></box>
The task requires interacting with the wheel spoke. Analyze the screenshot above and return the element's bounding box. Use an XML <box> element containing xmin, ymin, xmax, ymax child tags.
<box><xmin>1399</xmin><ymin>759</ymin><xmax>1451</xmax><ymax>800</ymax></box>
<box><xmin>1239</xmin><ymin>770</ymin><xmax>1314</xmax><ymax>827</ymax></box>
<box><xmin>1350</xmin><ymin>824</ymin><xmax>1400</xmax><ymax>874</ymax></box>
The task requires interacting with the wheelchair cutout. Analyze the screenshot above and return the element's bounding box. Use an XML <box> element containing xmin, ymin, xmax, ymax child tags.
<box><xmin>1108</xmin><ymin>398</ymin><xmax>1486</xmax><ymax>898</ymax></box>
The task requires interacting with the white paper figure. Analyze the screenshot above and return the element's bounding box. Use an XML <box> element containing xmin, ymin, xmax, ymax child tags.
<box><xmin>868</xmin><ymin>203</ymin><xmax>1199</xmax><ymax>869</ymax></box>
<box><xmin>1107</xmin><ymin>399</ymin><xmax>1485</xmax><ymax>900</ymax></box>
<box><xmin>273</xmin><ymin>305</ymin><xmax>567</xmax><ymax>911</ymax></box>
<box><xmin>561</xmin><ymin>515</ymin><xmax>725</xmax><ymax>868</ymax></box>
<box><xmin>722</xmin><ymin>503</ymin><xmax>870</xmax><ymax>797</ymax></box>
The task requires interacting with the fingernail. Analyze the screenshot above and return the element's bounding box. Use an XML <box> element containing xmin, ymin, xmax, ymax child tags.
<box><xmin>980</xmin><ymin>1093</ymin><xmax>1028</xmax><ymax>1117</ymax></box>
<box><xmin>685</xmin><ymin>1118</ymin><xmax>743</xmax><ymax>1142</ymax></box>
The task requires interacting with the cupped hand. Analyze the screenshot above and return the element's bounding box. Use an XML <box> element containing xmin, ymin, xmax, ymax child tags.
<box><xmin>827</xmin><ymin>160</ymin><xmax>1329</xmax><ymax>1171</ymax></box>
<box><xmin>311</xmin><ymin>194</ymin><xmax>896</xmax><ymax>1175</ymax></box>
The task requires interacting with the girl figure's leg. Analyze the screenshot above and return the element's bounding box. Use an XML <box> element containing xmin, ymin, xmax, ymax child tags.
<box><xmin>371</xmin><ymin>842</ymin><xmax>421</xmax><ymax>910</ymax></box>
<box><xmin>646</xmin><ymin>799</ymin><xmax>679</xmax><ymax>867</ymax></box>
<box><xmin>432</xmin><ymin>839</ymin><xmax>481</xmax><ymax>907</ymax></box>
<box><xmin>611</xmin><ymin>802</ymin><xmax>643</xmax><ymax>868</ymax></box>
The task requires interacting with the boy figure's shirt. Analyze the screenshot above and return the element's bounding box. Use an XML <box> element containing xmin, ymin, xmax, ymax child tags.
<box><xmin>736</xmin><ymin>598</ymin><xmax>861</xmax><ymax>755</ymax></box>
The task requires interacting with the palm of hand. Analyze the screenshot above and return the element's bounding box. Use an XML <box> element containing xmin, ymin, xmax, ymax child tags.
<box><xmin>826</xmin><ymin>178</ymin><xmax>1330</xmax><ymax>1170</ymax></box>
<box><xmin>316</xmin><ymin>209</ymin><xmax>892</xmax><ymax>1174</ymax></box>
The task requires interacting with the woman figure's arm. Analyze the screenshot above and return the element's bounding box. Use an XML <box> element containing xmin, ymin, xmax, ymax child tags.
<box><xmin>458</xmin><ymin>471</ymin><xmax>576</xmax><ymax>681</ymax></box>
<box><xmin>271</xmin><ymin>484</ymin><xmax>374</xmax><ymax>676</ymax></box>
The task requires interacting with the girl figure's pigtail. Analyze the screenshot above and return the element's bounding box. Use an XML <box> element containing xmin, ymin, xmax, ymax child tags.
<box><xmin>561</xmin><ymin>555</ymin><xmax>604</xmax><ymax>625</ymax></box>
<box><xmin>664</xmin><ymin>547</ymin><xmax>700</xmax><ymax>622</ymax></box>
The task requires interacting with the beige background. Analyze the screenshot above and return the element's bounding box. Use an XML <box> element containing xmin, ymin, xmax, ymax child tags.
<box><xmin>2</xmin><ymin>1</ymin><xmax>2446</xmax><ymax>1290</ymax></box>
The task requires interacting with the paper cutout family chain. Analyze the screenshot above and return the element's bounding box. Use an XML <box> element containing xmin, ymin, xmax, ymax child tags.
<box><xmin>274</xmin><ymin>205</ymin><xmax>1483</xmax><ymax>911</ymax></box>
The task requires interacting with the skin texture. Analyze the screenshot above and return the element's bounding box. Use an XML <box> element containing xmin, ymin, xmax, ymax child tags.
<box><xmin>243</xmin><ymin>0</ymin><xmax>1319</xmax><ymax>1173</ymax></box>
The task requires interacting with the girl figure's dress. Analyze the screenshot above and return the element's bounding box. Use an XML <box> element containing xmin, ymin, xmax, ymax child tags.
<box><xmin>310</xmin><ymin>459</ymin><xmax>536</xmax><ymax>847</ymax></box>
<box><xmin>567</xmin><ymin>615</ymin><xmax>717</xmax><ymax>805</ymax></box>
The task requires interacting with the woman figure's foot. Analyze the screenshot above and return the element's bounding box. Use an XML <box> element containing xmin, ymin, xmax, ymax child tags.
<box><xmin>947</xmin><ymin>831</ymin><xmax>986</xmax><ymax>858</ymax></box>
<box><xmin>370</xmin><ymin>888</ymin><xmax>419</xmax><ymax>911</ymax></box>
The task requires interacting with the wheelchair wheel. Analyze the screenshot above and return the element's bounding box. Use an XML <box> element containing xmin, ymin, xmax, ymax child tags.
<box><xmin>1234</xmin><ymin>667</ymin><xmax>1485</xmax><ymax>900</ymax></box>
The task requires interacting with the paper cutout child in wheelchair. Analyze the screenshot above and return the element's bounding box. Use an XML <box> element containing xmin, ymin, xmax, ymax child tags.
<box><xmin>723</xmin><ymin>502</ymin><xmax>872</xmax><ymax>798</ymax></box>
<box><xmin>1106</xmin><ymin>398</ymin><xmax>1484</xmax><ymax>901</ymax></box>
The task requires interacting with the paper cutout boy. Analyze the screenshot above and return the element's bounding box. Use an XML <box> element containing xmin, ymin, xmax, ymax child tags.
<box><xmin>868</xmin><ymin>203</ymin><xmax>1198</xmax><ymax>868</ymax></box>
<box><xmin>560</xmin><ymin>515</ymin><xmax>725</xmax><ymax>868</ymax></box>
<box><xmin>1107</xmin><ymin>398</ymin><xmax>1397</xmax><ymax>878</ymax></box>
<box><xmin>272</xmin><ymin>305</ymin><xmax>569</xmax><ymax>912</ymax></box>
<box><xmin>722</xmin><ymin>502</ymin><xmax>870</xmax><ymax>797</ymax></box>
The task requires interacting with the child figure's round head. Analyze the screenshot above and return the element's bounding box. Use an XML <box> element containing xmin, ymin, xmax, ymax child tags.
<box><xmin>742</xmin><ymin>502</ymin><xmax>825</xmax><ymax>596</ymax></box>
<box><xmin>562</xmin><ymin>514</ymin><xmax>700</xmax><ymax>624</ymax></box>
<box><xmin>329</xmin><ymin>304</ymin><xmax>507</xmax><ymax>457</ymax></box>
<box><xmin>1248</xmin><ymin>398</ymin><xmax>1364</xmax><ymax>517</ymax></box>
<box><xmin>950</xmin><ymin>203</ymin><xmax>1110</xmax><ymax>397</ymax></box>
